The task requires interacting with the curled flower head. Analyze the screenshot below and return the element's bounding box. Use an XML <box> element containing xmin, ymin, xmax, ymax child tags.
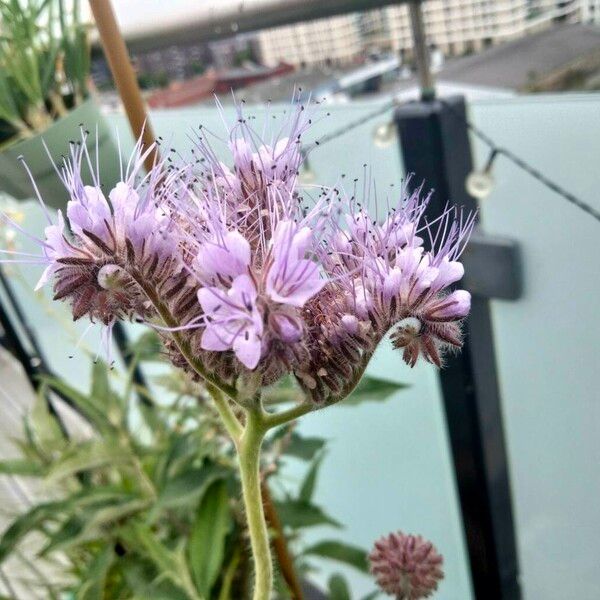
<box><xmin>1</xmin><ymin>97</ymin><xmax>474</xmax><ymax>401</ymax></box>
<box><xmin>369</xmin><ymin>531</ymin><xmax>444</xmax><ymax>599</ymax></box>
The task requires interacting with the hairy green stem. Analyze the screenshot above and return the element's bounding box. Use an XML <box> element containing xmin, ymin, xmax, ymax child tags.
<box><xmin>239</xmin><ymin>408</ymin><xmax>272</xmax><ymax>600</ymax></box>
<box><xmin>263</xmin><ymin>402</ymin><xmax>313</xmax><ymax>428</ymax></box>
<box><xmin>207</xmin><ymin>384</ymin><xmax>243</xmax><ymax>441</ymax></box>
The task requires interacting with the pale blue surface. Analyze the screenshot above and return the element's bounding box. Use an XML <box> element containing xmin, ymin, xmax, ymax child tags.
<box><xmin>5</xmin><ymin>93</ymin><xmax>600</xmax><ymax>599</ymax></box>
<box><xmin>471</xmin><ymin>94</ymin><xmax>600</xmax><ymax>600</ymax></box>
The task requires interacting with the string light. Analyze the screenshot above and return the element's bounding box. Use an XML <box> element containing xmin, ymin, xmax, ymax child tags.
<box><xmin>372</xmin><ymin>121</ymin><xmax>397</xmax><ymax>148</ymax></box>
<box><xmin>466</xmin><ymin>148</ymin><xmax>498</xmax><ymax>200</ymax></box>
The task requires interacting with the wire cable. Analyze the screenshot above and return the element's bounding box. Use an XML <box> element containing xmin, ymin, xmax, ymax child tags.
<box><xmin>309</xmin><ymin>95</ymin><xmax>600</xmax><ymax>224</ymax></box>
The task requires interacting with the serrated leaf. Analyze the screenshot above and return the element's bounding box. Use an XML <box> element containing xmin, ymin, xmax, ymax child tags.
<box><xmin>299</xmin><ymin>453</ymin><xmax>324</xmax><ymax>503</ymax></box>
<box><xmin>344</xmin><ymin>375</ymin><xmax>408</xmax><ymax>406</ymax></box>
<box><xmin>285</xmin><ymin>432</ymin><xmax>326</xmax><ymax>461</ymax></box>
<box><xmin>188</xmin><ymin>479</ymin><xmax>232</xmax><ymax>596</ymax></box>
<box><xmin>328</xmin><ymin>574</ymin><xmax>351</xmax><ymax>600</ymax></box>
<box><xmin>275</xmin><ymin>499</ymin><xmax>342</xmax><ymax>530</ymax></box>
<box><xmin>304</xmin><ymin>540</ymin><xmax>369</xmax><ymax>573</ymax></box>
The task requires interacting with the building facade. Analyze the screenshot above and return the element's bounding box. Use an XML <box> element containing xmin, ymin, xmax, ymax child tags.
<box><xmin>257</xmin><ymin>0</ymin><xmax>584</xmax><ymax>66</ymax></box>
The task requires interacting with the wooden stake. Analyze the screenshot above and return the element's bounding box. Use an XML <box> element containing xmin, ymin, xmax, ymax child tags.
<box><xmin>88</xmin><ymin>0</ymin><xmax>158</xmax><ymax>171</ymax></box>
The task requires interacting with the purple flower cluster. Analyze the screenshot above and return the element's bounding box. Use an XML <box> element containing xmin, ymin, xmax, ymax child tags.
<box><xmin>1</xmin><ymin>99</ymin><xmax>473</xmax><ymax>402</ymax></box>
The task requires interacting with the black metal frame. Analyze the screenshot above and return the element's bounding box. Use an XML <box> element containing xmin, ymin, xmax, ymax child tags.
<box><xmin>395</xmin><ymin>96</ymin><xmax>521</xmax><ymax>599</ymax></box>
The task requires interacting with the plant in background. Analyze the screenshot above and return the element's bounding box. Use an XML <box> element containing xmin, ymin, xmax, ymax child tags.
<box><xmin>0</xmin><ymin>0</ymin><xmax>89</xmax><ymax>143</ymax></box>
<box><xmin>0</xmin><ymin>333</ymin><xmax>401</xmax><ymax>598</ymax></box>
<box><xmin>0</xmin><ymin>98</ymin><xmax>473</xmax><ymax>599</ymax></box>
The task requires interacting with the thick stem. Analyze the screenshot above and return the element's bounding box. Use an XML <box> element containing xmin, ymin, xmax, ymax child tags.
<box><xmin>239</xmin><ymin>409</ymin><xmax>272</xmax><ymax>600</ymax></box>
<box><xmin>207</xmin><ymin>384</ymin><xmax>243</xmax><ymax>442</ymax></box>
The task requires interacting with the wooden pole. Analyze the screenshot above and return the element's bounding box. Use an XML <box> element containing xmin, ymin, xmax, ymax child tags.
<box><xmin>88</xmin><ymin>0</ymin><xmax>158</xmax><ymax>172</ymax></box>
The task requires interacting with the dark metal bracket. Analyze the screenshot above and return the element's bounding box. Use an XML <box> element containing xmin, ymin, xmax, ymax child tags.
<box><xmin>462</xmin><ymin>231</ymin><xmax>522</xmax><ymax>301</ymax></box>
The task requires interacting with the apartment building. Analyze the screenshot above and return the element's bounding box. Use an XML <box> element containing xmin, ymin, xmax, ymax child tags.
<box><xmin>256</xmin><ymin>15</ymin><xmax>362</xmax><ymax>67</ymax></box>
<box><xmin>581</xmin><ymin>0</ymin><xmax>600</xmax><ymax>22</ymax></box>
<box><xmin>257</xmin><ymin>0</ymin><xmax>584</xmax><ymax>66</ymax></box>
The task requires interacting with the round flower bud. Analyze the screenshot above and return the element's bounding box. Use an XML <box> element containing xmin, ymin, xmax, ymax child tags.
<box><xmin>369</xmin><ymin>531</ymin><xmax>444</xmax><ymax>599</ymax></box>
<box><xmin>97</xmin><ymin>264</ymin><xmax>127</xmax><ymax>290</ymax></box>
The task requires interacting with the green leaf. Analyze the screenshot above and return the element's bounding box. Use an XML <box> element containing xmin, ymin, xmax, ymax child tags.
<box><xmin>0</xmin><ymin>459</ymin><xmax>44</xmax><ymax>476</ymax></box>
<box><xmin>0</xmin><ymin>504</ymin><xmax>52</xmax><ymax>563</ymax></box>
<box><xmin>123</xmin><ymin>523</ymin><xmax>178</xmax><ymax>574</ymax></box>
<box><xmin>27</xmin><ymin>392</ymin><xmax>65</xmax><ymax>454</ymax></box>
<box><xmin>188</xmin><ymin>479</ymin><xmax>232</xmax><ymax>597</ymax></box>
<box><xmin>90</xmin><ymin>360</ymin><xmax>123</xmax><ymax>425</ymax></box>
<box><xmin>129</xmin><ymin>331</ymin><xmax>164</xmax><ymax>362</ymax></box>
<box><xmin>123</xmin><ymin>523</ymin><xmax>198</xmax><ymax>599</ymax></box>
<box><xmin>299</xmin><ymin>453</ymin><xmax>324</xmax><ymax>503</ymax></box>
<box><xmin>275</xmin><ymin>499</ymin><xmax>341</xmax><ymax>530</ymax></box>
<box><xmin>304</xmin><ymin>540</ymin><xmax>369</xmax><ymax>573</ymax></box>
<box><xmin>122</xmin><ymin>558</ymin><xmax>189</xmax><ymax>600</ymax></box>
<box><xmin>76</xmin><ymin>546</ymin><xmax>114</xmax><ymax>600</ymax></box>
<box><xmin>328</xmin><ymin>574</ymin><xmax>351</xmax><ymax>600</ymax></box>
<box><xmin>344</xmin><ymin>375</ymin><xmax>408</xmax><ymax>406</ymax></box>
<box><xmin>285</xmin><ymin>432</ymin><xmax>326</xmax><ymax>461</ymax></box>
<box><xmin>40</xmin><ymin>375</ymin><xmax>116</xmax><ymax>436</ymax></box>
<box><xmin>156</xmin><ymin>465</ymin><xmax>227</xmax><ymax>509</ymax></box>
<box><xmin>45</xmin><ymin>440</ymin><xmax>132</xmax><ymax>484</ymax></box>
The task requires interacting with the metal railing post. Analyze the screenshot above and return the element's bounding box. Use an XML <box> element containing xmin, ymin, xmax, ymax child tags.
<box><xmin>394</xmin><ymin>96</ymin><xmax>522</xmax><ymax>599</ymax></box>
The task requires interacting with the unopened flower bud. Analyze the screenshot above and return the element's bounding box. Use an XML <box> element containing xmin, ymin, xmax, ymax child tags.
<box><xmin>97</xmin><ymin>264</ymin><xmax>127</xmax><ymax>290</ymax></box>
<box><xmin>369</xmin><ymin>530</ymin><xmax>444</xmax><ymax>599</ymax></box>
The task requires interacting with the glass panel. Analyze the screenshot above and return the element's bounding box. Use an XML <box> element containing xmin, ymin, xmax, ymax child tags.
<box><xmin>471</xmin><ymin>94</ymin><xmax>600</xmax><ymax>600</ymax></box>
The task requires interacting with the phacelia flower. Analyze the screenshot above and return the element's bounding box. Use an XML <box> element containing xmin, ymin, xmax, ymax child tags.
<box><xmin>1</xmin><ymin>97</ymin><xmax>474</xmax><ymax>403</ymax></box>
<box><xmin>369</xmin><ymin>531</ymin><xmax>444</xmax><ymax>599</ymax></box>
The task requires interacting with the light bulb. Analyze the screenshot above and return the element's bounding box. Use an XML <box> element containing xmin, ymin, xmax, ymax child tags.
<box><xmin>466</xmin><ymin>170</ymin><xmax>494</xmax><ymax>200</ymax></box>
<box><xmin>372</xmin><ymin>121</ymin><xmax>396</xmax><ymax>148</ymax></box>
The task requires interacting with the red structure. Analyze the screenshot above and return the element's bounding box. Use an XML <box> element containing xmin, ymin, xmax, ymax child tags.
<box><xmin>147</xmin><ymin>63</ymin><xmax>294</xmax><ymax>108</ymax></box>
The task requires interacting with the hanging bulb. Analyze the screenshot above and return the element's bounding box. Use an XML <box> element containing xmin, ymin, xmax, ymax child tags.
<box><xmin>372</xmin><ymin>121</ymin><xmax>396</xmax><ymax>148</ymax></box>
<box><xmin>466</xmin><ymin>148</ymin><xmax>498</xmax><ymax>200</ymax></box>
<box><xmin>299</xmin><ymin>151</ymin><xmax>316</xmax><ymax>184</ymax></box>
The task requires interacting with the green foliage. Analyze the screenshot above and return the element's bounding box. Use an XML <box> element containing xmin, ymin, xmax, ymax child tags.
<box><xmin>344</xmin><ymin>374</ymin><xmax>408</xmax><ymax>405</ymax></box>
<box><xmin>304</xmin><ymin>541</ymin><xmax>369</xmax><ymax>573</ymax></box>
<box><xmin>0</xmin><ymin>0</ymin><xmax>91</xmax><ymax>141</ymax></box>
<box><xmin>0</xmin><ymin>334</ymin><xmax>406</xmax><ymax>598</ymax></box>
<box><xmin>328</xmin><ymin>574</ymin><xmax>351</xmax><ymax>600</ymax></box>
